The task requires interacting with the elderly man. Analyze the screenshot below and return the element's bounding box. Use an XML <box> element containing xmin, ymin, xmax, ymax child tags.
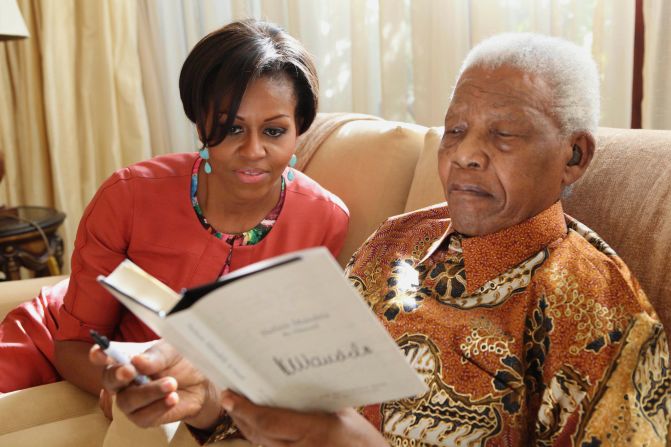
<box><xmin>97</xmin><ymin>33</ymin><xmax>670</xmax><ymax>446</ymax></box>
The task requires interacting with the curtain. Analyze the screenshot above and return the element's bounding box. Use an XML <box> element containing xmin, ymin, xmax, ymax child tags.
<box><xmin>0</xmin><ymin>0</ymin><xmax>638</xmax><ymax>274</ymax></box>
<box><xmin>642</xmin><ymin>0</ymin><xmax>671</xmax><ymax>130</ymax></box>
<box><xmin>0</xmin><ymin>0</ymin><xmax>52</xmax><ymax>208</ymax></box>
<box><xmin>138</xmin><ymin>0</ymin><xmax>635</xmax><ymax>157</ymax></box>
<box><xmin>0</xmin><ymin>0</ymin><xmax>151</xmax><ymax>270</ymax></box>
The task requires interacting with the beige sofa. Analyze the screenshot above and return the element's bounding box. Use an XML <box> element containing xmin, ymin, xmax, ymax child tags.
<box><xmin>1</xmin><ymin>113</ymin><xmax>670</xmax><ymax>446</ymax></box>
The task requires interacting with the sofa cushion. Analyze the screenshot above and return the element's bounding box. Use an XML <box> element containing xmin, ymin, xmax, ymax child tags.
<box><xmin>406</xmin><ymin>126</ymin><xmax>671</xmax><ymax>333</ymax></box>
<box><xmin>0</xmin><ymin>413</ymin><xmax>108</xmax><ymax>447</ymax></box>
<box><xmin>302</xmin><ymin>117</ymin><xmax>426</xmax><ymax>265</ymax></box>
<box><xmin>563</xmin><ymin>127</ymin><xmax>671</xmax><ymax>332</ymax></box>
<box><xmin>0</xmin><ymin>275</ymin><xmax>67</xmax><ymax>321</ymax></box>
<box><xmin>404</xmin><ymin>126</ymin><xmax>445</xmax><ymax>212</ymax></box>
<box><xmin>0</xmin><ymin>381</ymin><xmax>99</xmax><ymax>437</ymax></box>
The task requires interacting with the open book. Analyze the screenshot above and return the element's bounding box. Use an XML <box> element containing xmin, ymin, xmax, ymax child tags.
<box><xmin>97</xmin><ymin>247</ymin><xmax>428</xmax><ymax>412</ymax></box>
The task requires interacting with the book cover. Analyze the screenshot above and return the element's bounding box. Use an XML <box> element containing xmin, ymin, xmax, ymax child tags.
<box><xmin>97</xmin><ymin>247</ymin><xmax>428</xmax><ymax>412</ymax></box>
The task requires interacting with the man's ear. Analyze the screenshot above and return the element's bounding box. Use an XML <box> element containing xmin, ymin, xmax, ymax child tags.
<box><xmin>562</xmin><ymin>132</ymin><xmax>595</xmax><ymax>187</ymax></box>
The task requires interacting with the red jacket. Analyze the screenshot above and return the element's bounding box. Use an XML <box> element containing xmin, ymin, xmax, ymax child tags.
<box><xmin>0</xmin><ymin>152</ymin><xmax>349</xmax><ymax>392</ymax></box>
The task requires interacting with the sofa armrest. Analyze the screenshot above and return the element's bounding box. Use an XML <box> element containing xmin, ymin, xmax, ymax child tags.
<box><xmin>0</xmin><ymin>276</ymin><xmax>67</xmax><ymax>321</ymax></box>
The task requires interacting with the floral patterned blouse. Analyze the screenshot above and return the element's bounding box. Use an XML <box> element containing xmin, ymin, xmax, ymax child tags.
<box><xmin>190</xmin><ymin>157</ymin><xmax>286</xmax><ymax>274</ymax></box>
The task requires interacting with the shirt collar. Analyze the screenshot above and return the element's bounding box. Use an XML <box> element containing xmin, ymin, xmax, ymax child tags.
<box><xmin>421</xmin><ymin>201</ymin><xmax>567</xmax><ymax>293</ymax></box>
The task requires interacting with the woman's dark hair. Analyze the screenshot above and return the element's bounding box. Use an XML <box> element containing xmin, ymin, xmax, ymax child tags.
<box><xmin>179</xmin><ymin>19</ymin><xmax>319</xmax><ymax>148</ymax></box>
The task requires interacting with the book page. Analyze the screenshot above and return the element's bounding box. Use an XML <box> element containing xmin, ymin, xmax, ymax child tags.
<box><xmin>98</xmin><ymin>260</ymin><xmax>180</xmax><ymax>336</ymax></box>
<box><xmin>103</xmin><ymin>259</ymin><xmax>180</xmax><ymax>312</ymax></box>
<box><xmin>159</xmin><ymin>320</ymin><xmax>234</xmax><ymax>391</ymax></box>
<box><xmin>169</xmin><ymin>247</ymin><xmax>428</xmax><ymax>412</ymax></box>
<box><xmin>98</xmin><ymin>262</ymin><xmax>233</xmax><ymax>389</ymax></box>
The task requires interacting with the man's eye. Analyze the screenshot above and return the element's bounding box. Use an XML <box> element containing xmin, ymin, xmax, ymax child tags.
<box><xmin>228</xmin><ymin>126</ymin><xmax>243</xmax><ymax>135</ymax></box>
<box><xmin>264</xmin><ymin>128</ymin><xmax>286</xmax><ymax>137</ymax></box>
<box><xmin>494</xmin><ymin>129</ymin><xmax>515</xmax><ymax>138</ymax></box>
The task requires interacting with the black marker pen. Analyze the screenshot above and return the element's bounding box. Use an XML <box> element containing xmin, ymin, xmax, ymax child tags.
<box><xmin>90</xmin><ymin>330</ymin><xmax>150</xmax><ymax>385</ymax></box>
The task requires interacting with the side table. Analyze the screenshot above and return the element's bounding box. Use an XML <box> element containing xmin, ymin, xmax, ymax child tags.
<box><xmin>0</xmin><ymin>206</ymin><xmax>66</xmax><ymax>281</ymax></box>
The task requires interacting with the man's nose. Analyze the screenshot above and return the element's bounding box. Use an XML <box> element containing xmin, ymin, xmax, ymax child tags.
<box><xmin>452</xmin><ymin>134</ymin><xmax>487</xmax><ymax>169</ymax></box>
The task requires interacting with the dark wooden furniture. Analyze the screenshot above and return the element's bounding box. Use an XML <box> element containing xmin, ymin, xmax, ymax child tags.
<box><xmin>0</xmin><ymin>206</ymin><xmax>66</xmax><ymax>280</ymax></box>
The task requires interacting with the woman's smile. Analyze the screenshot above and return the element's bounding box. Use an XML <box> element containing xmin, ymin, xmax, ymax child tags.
<box><xmin>233</xmin><ymin>168</ymin><xmax>270</xmax><ymax>184</ymax></box>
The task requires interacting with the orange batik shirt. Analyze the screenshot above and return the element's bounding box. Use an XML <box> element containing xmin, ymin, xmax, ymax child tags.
<box><xmin>347</xmin><ymin>202</ymin><xmax>670</xmax><ymax>446</ymax></box>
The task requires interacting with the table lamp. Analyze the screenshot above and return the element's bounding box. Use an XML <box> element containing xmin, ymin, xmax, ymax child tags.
<box><xmin>0</xmin><ymin>0</ymin><xmax>29</xmax><ymax>40</ymax></box>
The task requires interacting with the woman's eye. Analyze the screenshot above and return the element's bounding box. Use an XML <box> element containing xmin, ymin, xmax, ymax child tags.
<box><xmin>444</xmin><ymin>127</ymin><xmax>464</xmax><ymax>137</ymax></box>
<box><xmin>264</xmin><ymin>127</ymin><xmax>286</xmax><ymax>137</ymax></box>
<box><xmin>228</xmin><ymin>125</ymin><xmax>243</xmax><ymax>135</ymax></box>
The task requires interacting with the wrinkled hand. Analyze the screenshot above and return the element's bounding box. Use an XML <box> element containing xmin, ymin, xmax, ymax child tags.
<box><xmin>89</xmin><ymin>340</ymin><xmax>224</xmax><ymax>429</ymax></box>
<box><xmin>221</xmin><ymin>391</ymin><xmax>388</xmax><ymax>447</ymax></box>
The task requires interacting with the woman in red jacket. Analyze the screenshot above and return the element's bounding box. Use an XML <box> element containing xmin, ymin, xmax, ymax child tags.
<box><xmin>0</xmin><ymin>19</ymin><xmax>348</xmax><ymax>396</ymax></box>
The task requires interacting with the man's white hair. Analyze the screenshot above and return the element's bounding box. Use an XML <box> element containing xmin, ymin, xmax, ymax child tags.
<box><xmin>458</xmin><ymin>33</ymin><xmax>600</xmax><ymax>136</ymax></box>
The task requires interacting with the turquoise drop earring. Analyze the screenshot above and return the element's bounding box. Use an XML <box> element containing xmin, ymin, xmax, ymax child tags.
<box><xmin>199</xmin><ymin>147</ymin><xmax>212</xmax><ymax>174</ymax></box>
<box><xmin>287</xmin><ymin>153</ymin><xmax>297</xmax><ymax>181</ymax></box>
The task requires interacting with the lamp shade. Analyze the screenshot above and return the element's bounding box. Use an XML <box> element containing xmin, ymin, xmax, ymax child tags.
<box><xmin>0</xmin><ymin>0</ymin><xmax>29</xmax><ymax>40</ymax></box>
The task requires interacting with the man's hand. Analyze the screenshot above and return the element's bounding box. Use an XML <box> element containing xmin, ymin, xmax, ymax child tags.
<box><xmin>221</xmin><ymin>390</ymin><xmax>388</xmax><ymax>447</ymax></box>
<box><xmin>89</xmin><ymin>340</ymin><xmax>224</xmax><ymax>430</ymax></box>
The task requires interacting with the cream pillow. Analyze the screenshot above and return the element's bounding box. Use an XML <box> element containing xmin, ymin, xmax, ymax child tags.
<box><xmin>0</xmin><ymin>381</ymin><xmax>104</xmax><ymax>447</ymax></box>
<box><xmin>404</xmin><ymin>126</ymin><xmax>445</xmax><ymax>213</ymax></box>
<box><xmin>304</xmin><ymin>118</ymin><xmax>427</xmax><ymax>265</ymax></box>
<box><xmin>563</xmin><ymin>127</ymin><xmax>671</xmax><ymax>332</ymax></box>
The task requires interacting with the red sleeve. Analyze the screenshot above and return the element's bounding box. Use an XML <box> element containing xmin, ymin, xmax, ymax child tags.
<box><xmin>322</xmin><ymin>201</ymin><xmax>349</xmax><ymax>258</ymax></box>
<box><xmin>55</xmin><ymin>169</ymin><xmax>134</xmax><ymax>342</ymax></box>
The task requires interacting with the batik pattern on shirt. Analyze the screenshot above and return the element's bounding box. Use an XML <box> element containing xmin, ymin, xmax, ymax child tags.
<box><xmin>347</xmin><ymin>201</ymin><xmax>670</xmax><ymax>446</ymax></box>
